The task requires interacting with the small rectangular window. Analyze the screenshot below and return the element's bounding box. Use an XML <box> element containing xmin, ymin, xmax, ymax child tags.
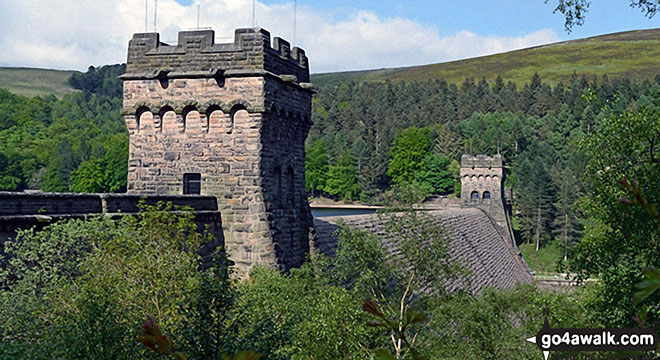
<box><xmin>183</xmin><ymin>173</ymin><xmax>201</xmax><ymax>195</ymax></box>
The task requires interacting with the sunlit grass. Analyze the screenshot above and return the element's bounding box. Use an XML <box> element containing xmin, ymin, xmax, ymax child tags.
<box><xmin>0</xmin><ymin>67</ymin><xmax>78</xmax><ymax>98</ymax></box>
<box><xmin>312</xmin><ymin>29</ymin><xmax>660</xmax><ymax>88</ymax></box>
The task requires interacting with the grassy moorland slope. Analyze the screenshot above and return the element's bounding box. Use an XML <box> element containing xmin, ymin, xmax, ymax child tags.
<box><xmin>4</xmin><ymin>29</ymin><xmax>660</xmax><ymax>97</ymax></box>
<box><xmin>0</xmin><ymin>67</ymin><xmax>78</xmax><ymax>98</ymax></box>
<box><xmin>311</xmin><ymin>28</ymin><xmax>660</xmax><ymax>87</ymax></box>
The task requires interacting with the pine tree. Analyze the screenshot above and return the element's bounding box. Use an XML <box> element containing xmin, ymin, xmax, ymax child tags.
<box><xmin>529</xmin><ymin>158</ymin><xmax>555</xmax><ymax>251</ymax></box>
<box><xmin>552</xmin><ymin>167</ymin><xmax>582</xmax><ymax>260</ymax></box>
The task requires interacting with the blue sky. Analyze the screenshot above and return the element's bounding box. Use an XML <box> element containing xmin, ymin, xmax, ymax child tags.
<box><xmin>1</xmin><ymin>0</ymin><xmax>658</xmax><ymax>72</ymax></box>
<box><xmin>174</xmin><ymin>0</ymin><xmax>659</xmax><ymax>40</ymax></box>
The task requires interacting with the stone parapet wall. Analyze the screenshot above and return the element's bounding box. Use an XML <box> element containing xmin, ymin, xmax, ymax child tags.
<box><xmin>0</xmin><ymin>192</ymin><xmax>218</xmax><ymax>216</ymax></box>
<box><xmin>0</xmin><ymin>192</ymin><xmax>224</xmax><ymax>260</ymax></box>
<box><xmin>461</xmin><ymin>154</ymin><xmax>505</xmax><ymax>168</ymax></box>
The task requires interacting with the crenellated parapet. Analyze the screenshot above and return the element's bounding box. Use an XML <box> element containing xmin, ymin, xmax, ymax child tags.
<box><xmin>121</xmin><ymin>28</ymin><xmax>309</xmax><ymax>84</ymax></box>
<box><xmin>461</xmin><ymin>154</ymin><xmax>505</xmax><ymax>170</ymax></box>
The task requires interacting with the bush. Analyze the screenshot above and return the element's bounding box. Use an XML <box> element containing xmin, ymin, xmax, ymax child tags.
<box><xmin>0</xmin><ymin>202</ymin><xmax>222</xmax><ymax>359</ymax></box>
<box><xmin>231</xmin><ymin>264</ymin><xmax>374</xmax><ymax>360</ymax></box>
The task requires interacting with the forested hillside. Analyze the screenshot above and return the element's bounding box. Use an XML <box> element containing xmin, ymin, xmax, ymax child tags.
<box><xmin>309</xmin><ymin>73</ymin><xmax>660</xmax><ymax>252</ymax></box>
<box><xmin>2</xmin><ymin>60</ymin><xmax>660</xmax><ymax>257</ymax></box>
<box><xmin>0</xmin><ymin>64</ymin><xmax>127</xmax><ymax>193</ymax></box>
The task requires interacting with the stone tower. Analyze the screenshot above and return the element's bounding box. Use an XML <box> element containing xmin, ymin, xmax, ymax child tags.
<box><xmin>460</xmin><ymin>154</ymin><xmax>514</xmax><ymax>244</ymax></box>
<box><xmin>120</xmin><ymin>28</ymin><xmax>314</xmax><ymax>273</ymax></box>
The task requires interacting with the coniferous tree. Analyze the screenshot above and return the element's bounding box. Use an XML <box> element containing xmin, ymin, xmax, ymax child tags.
<box><xmin>529</xmin><ymin>158</ymin><xmax>555</xmax><ymax>251</ymax></box>
<box><xmin>515</xmin><ymin>158</ymin><xmax>535</xmax><ymax>244</ymax></box>
<box><xmin>552</xmin><ymin>166</ymin><xmax>583</xmax><ymax>260</ymax></box>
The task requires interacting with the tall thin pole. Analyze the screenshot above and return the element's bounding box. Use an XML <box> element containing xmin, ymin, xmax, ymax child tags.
<box><xmin>252</xmin><ymin>0</ymin><xmax>256</xmax><ymax>28</ymax></box>
<box><xmin>154</xmin><ymin>0</ymin><xmax>158</xmax><ymax>33</ymax></box>
<box><xmin>145</xmin><ymin>0</ymin><xmax>148</xmax><ymax>32</ymax></box>
<box><xmin>197</xmin><ymin>4</ymin><xmax>200</xmax><ymax>28</ymax></box>
<box><xmin>293</xmin><ymin>0</ymin><xmax>297</xmax><ymax>45</ymax></box>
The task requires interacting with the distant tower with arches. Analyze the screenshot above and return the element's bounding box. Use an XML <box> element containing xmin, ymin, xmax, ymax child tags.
<box><xmin>120</xmin><ymin>28</ymin><xmax>314</xmax><ymax>274</ymax></box>
<box><xmin>460</xmin><ymin>154</ymin><xmax>514</xmax><ymax>244</ymax></box>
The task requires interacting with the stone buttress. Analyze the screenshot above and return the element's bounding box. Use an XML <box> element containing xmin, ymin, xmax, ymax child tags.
<box><xmin>120</xmin><ymin>28</ymin><xmax>314</xmax><ymax>273</ymax></box>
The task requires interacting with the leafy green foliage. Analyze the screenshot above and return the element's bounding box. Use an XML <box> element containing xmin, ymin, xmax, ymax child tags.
<box><xmin>231</xmin><ymin>264</ymin><xmax>373</xmax><ymax>360</ymax></box>
<box><xmin>304</xmin><ymin>138</ymin><xmax>329</xmax><ymax>195</ymax></box>
<box><xmin>571</xmin><ymin>89</ymin><xmax>660</xmax><ymax>326</ymax></box>
<box><xmin>324</xmin><ymin>153</ymin><xmax>361</xmax><ymax>200</ymax></box>
<box><xmin>387</xmin><ymin>127</ymin><xmax>432</xmax><ymax>185</ymax></box>
<box><xmin>0</xmin><ymin>203</ymin><xmax>222</xmax><ymax>359</ymax></box>
<box><xmin>430</xmin><ymin>284</ymin><xmax>595</xmax><ymax>359</ymax></box>
<box><xmin>175</xmin><ymin>254</ymin><xmax>237</xmax><ymax>359</ymax></box>
<box><xmin>68</xmin><ymin>64</ymin><xmax>126</xmax><ymax>98</ymax></box>
<box><xmin>414</xmin><ymin>154</ymin><xmax>453</xmax><ymax>195</ymax></box>
<box><xmin>363</xmin><ymin>300</ymin><xmax>428</xmax><ymax>360</ymax></box>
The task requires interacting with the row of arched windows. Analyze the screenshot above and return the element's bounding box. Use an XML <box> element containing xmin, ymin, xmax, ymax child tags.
<box><xmin>133</xmin><ymin>104</ymin><xmax>250</xmax><ymax>134</ymax></box>
<box><xmin>463</xmin><ymin>175</ymin><xmax>499</xmax><ymax>182</ymax></box>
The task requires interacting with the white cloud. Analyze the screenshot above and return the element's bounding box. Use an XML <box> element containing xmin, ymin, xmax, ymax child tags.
<box><xmin>0</xmin><ymin>0</ymin><xmax>561</xmax><ymax>73</ymax></box>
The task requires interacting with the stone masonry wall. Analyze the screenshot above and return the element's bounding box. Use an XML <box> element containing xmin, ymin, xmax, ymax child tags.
<box><xmin>121</xmin><ymin>28</ymin><xmax>314</xmax><ymax>274</ymax></box>
<box><xmin>0</xmin><ymin>192</ymin><xmax>224</xmax><ymax>265</ymax></box>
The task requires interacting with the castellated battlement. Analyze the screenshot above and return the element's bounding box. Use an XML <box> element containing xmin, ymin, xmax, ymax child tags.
<box><xmin>122</xmin><ymin>28</ymin><xmax>309</xmax><ymax>84</ymax></box>
<box><xmin>460</xmin><ymin>154</ymin><xmax>504</xmax><ymax>169</ymax></box>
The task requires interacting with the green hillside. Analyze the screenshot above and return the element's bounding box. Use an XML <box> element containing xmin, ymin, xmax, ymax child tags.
<box><xmin>311</xmin><ymin>28</ymin><xmax>660</xmax><ymax>87</ymax></box>
<box><xmin>4</xmin><ymin>29</ymin><xmax>660</xmax><ymax>97</ymax></box>
<box><xmin>0</xmin><ymin>67</ymin><xmax>79</xmax><ymax>98</ymax></box>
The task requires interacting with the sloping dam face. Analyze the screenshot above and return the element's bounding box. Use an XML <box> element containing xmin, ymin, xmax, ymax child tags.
<box><xmin>313</xmin><ymin>208</ymin><xmax>532</xmax><ymax>293</ymax></box>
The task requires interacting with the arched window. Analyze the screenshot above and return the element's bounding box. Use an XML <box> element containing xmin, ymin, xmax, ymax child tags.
<box><xmin>229</xmin><ymin>105</ymin><xmax>249</xmax><ymax>134</ymax></box>
<box><xmin>470</xmin><ymin>191</ymin><xmax>480</xmax><ymax>200</ymax></box>
<box><xmin>483</xmin><ymin>191</ymin><xmax>491</xmax><ymax>199</ymax></box>
<box><xmin>206</xmin><ymin>105</ymin><xmax>225</xmax><ymax>133</ymax></box>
